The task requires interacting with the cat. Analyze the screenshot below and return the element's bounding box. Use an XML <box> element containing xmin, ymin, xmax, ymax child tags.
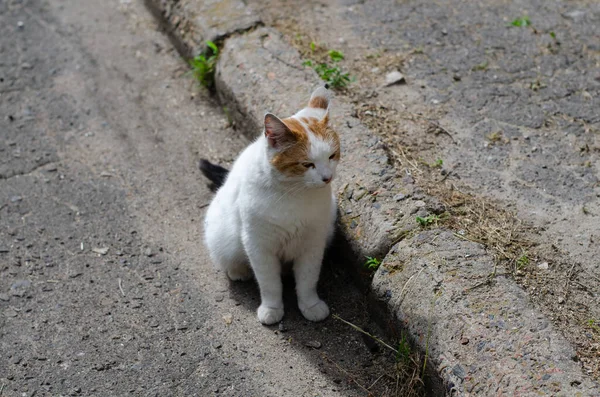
<box><xmin>201</xmin><ymin>86</ymin><xmax>340</xmax><ymax>325</ymax></box>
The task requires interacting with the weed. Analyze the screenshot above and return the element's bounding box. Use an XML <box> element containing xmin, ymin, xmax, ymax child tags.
<box><xmin>303</xmin><ymin>48</ymin><xmax>352</xmax><ymax>88</ymax></box>
<box><xmin>471</xmin><ymin>60</ymin><xmax>488</xmax><ymax>71</ymax></box>
<box><xmin>586</xmin><ymin>319</ymin><xmax>600</xmax><ymax>336</ymax></box>
<box><xmin>364</xmin><ymin>256</ymin><xmax>381</xmax><ymax>271</ymax></box>
<box><xmin>510</xmin><ymin>16</ymin><xmax>531</xmax><ymax>27</ymax></box>
<box><xmin>433</xmin><ymin>159</ymin><xmax>443</xmax><ymax>168</ymax></box>
<box><xmin>485</xmin><ymin>130</ymin><xmax>508</xmax><ymax>143</ymax></box>
<box><xmin>189</xmin><ymin>41</ymin><xmax>219</xmax><ymax>88</ymax></box>
<box><xmin>416</xmin><ymin>214</ymin><xmax>441</xmax><ymax>227</ymax></box>
<box><xmin>396</xmin><ymin>333</ymin><xmax>412</xmax><ymax>365</ymax></box>
<box><xmin>530</xmin><ymin>78</ymin><xmax>547</xmax><ymax>91</ymax></box>
<box><xmin>516</xmin><ymin>253</ymin><xmax>530</xmax><ymax>270</ymax></box>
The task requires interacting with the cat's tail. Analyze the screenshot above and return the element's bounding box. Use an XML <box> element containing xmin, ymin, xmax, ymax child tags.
<box><xmin>199</xmin><ymin>159</ymin><xmax>229</xmax><ymax>192</ymax></box>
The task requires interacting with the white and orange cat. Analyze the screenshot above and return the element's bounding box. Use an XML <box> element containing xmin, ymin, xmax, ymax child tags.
<box><xmin>201</xmin><ymin>86</ymin><xmax>340</xmax><ymax>325</ymax></box>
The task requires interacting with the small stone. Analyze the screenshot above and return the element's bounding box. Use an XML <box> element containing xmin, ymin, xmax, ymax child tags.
<box><xmin>11</xmin><ymin>279</ymin><xmax>31</xmax><ymax>297</ymax></box>
<box><xmin>92</xmin><ymin>247</ymin><xmax>109</xmax><ymax>255</ymax></box>
<box><xmin>144</xmin><ymin>248</ymin><xmax>152</xmax><ymax>257</ymax></box>
<box><xmin>393</xmin><ymin>193</ymin><xmax>407</xmax><ymax>201</ymax></box>
<box><xmin>460</xmin><ymin>337</ymin><xmax>469</xmax><ymax>345</ymax></box>
<box><xmin>452</xmin><ymin>364</ymin><xmax>465</xmax><ymax>379</ymax></box>
<box><xmin>5</xmin><ymin>308</ymin><xmax>18</xmax><ymax>317</ymax></box>
<box><xmin>384</xmin><ymin>70</ymin><xmax>405</xmax><ymax>86</ymax></box>
<box><xmin>278</xmin><ymin>321</ymin><xmax>288</xmax><ymax>333</ymax></box>
<box><xmin>537</xmin><ymin>262</ymin><xmax>549</xmax><ymax>270</ymax></box>
<box><xmin>0</xmin><ymin>293</ymin><xmax>9</xmax><ymax>301</ymax></box>
<box><xmin>17</xmin><ymin>21</ymin><xmax>24</xmax><ymax>28</ymax></box>
<box><xmin>305</xmin><ymin>340</ymin><xmax>322</xmax><ymax>349</ymax></box>
<box><xmin>212</xmin><ymin>342</ymin><xmax>222</xmax><ymax>349</ymax></box>
<box><xmin>558</xmin><ymin>296</ymin><xmax>565</xmax><ymax>304</ymax></box>
<box><xmin>10</xmin><ymin>195</ymin><xmax>22</xmax><ymax>202</ymax></box>
<box><xmin>0</xmin><ymin>247</ymin><xmax>9</xmax><ymax>253</ymax></box>
<box><xmin>222</xmin><ymin>314</ymin><xmax>233</xmax><ymax>325</ymax></box>
<box><xmin>176</xmin><ymin>325</ymin><xmax>188</xmax><ymax>331</ymax></box>
<box><xmin>214</xmin><ymin>294</ymin><xmax>224</xmax><ymax>302</ymax></box>
<box><xmin>10</xmin><ymin>356</ymin><xmax>22</xmax><ymax>364</ymax></box>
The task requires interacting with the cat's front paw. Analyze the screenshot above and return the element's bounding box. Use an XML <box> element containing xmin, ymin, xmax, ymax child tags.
<box><xmin>299</xmin><ymin>299</ymin><xmax>330</xmax><ymax>322</ymax></box>
<box><xmin>257</xmin><ymin>305</ymin><xmax>284</xmax><ymax>325</ymax></box>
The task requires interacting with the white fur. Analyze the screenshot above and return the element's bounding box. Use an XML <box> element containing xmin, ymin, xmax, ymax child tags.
<box><xmin>204</xmin><ymin>104</ymin><xmax>338</xmax><ymax>325</ymax></box>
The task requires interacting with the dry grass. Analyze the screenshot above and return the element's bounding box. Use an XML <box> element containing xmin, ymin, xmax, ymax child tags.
<box><xmin>331</xmin><ymin>315</ymin><xmax>425</xmax><ymax>397</ymax></box>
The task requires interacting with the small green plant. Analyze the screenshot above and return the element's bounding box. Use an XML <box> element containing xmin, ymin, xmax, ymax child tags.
<box><xmin>433</xmin><ymin>159</ymin><xmax>443</xmax><ymax>168</ymax></box>
<box><xmin>416</xmin><ymin>214</ymin><xmax>441</xmax><ymax>227</ymax></box>
<box><xmin>510</xmin><ymin>16</ymin><xmax>531</xmax><ymax>27</ymax></box>
<box><xmin>516</xmin><ymin>253</ymin><xmax>530</xmax><ymax>270</ymax></box>
<box><xmin>364</xmin><ymin>256</ymin><xmax>381</xmax><ymax>271</ymax></box>
<box><xmin>587</xmin><ymin>319</ymin><xmax>600</xmax><ymax>334</ymax></box>
<box><xmin>189</xmin><ymin>41</ymin><xmax>219</xmax><ymax>88</ymax></box>
<box><xmin>395</xmin><ymin>333</ymin><xmax>412</xmax><ymax>365</ymax></box>
<box><xmin>471</xmin><ymin>60</ymin><xmax>488</xmax><ymax>71</ymax></box>
<box><xmin>303</xmin><ymin>49</ymin><xmax>352</xmax><ymax>88</ymax></box>
<box><xmin>529</xmin><ymin>78</ymin><xmax>547</xmax><ymax>91</ymax></box>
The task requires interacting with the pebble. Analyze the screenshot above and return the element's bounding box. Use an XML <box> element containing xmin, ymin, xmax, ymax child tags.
<box><xmin>537</xmin><ymin>262</ymin><xmax>549</xmax><ymax>270</ymax></box>
<box><xmin>452</xmin><ymin>364</ymin><xmax>466</xmax><ymax>379</ymax></box>
<box><xmin>11</xmin><ymin>279</ymin><xmax>31</xmax><ymax>297</ymax></box>
<box><xmin>0</xmin><ymin>293</ymin><xmax>9</xmax><ymax>301</ymax></box>
<box><xmin>393</xmin><ymin>193</ymin><xmax>407</xmax><ymax>201</ymax></box>
<box><xmin>558</xmin><ymin>296</ymin><xmax>565</xmax><ymax>304</ymax></box>
<box><xmin>10</xmin><ymin>195</ymin><xmax>22</xmax><ymax>202</ymax></box>
<box><xmin>92</xmin><ymin>247</ymin><xmax>109</xmax><ymax>255</ymax></box>
<box><xmin>214</xmin><ymin>294</ymin><xmax>224</xmax><ymax>302</ymax></box>
<box><xmin>460</xmin><ymin>337</ymin><xmax>469</xmax><ymax>345</ymax></box>
<box><xmin>5</xmin><ymin>308</ymin><xmax>18</xmax><ymax>317</ymax></box>
<box><xmin>305</xmin><ymin>340</ymin><xmax>322</xmax><ymax>349</ymax></box>
<box><xmin>17</xmin><ymin>21</ymin><xmax>24</xmax><ymax>28</ymax></box>
<box><xmin>384</xmin><ymin>70</ymin><xmax>405</xmax><ymax>86</ymax></box>
<box><xmin>278</xmin><ymin>321</ymin><xmax>288</xmax><ymax>332</ymax></box>
<box><xmin>222</xmin><ymin>314</ymin><xmax>233</xmax><ymax>325</ymax></box>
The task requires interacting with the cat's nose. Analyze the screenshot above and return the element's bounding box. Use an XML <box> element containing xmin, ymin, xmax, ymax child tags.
<box><xmin>322</xmin><ymin>176</ymin><xmax>332</xmax><ymax>184</ymax></box>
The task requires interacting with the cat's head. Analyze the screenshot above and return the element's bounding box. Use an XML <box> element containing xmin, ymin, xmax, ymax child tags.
<box><xmin>264</xmin><ymin>87</ymin><xmax>340</xmax><ymax>188</ymax></box>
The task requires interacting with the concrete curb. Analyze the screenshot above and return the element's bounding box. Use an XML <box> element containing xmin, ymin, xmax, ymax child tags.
<box><xmin>144</xmin><ymin>0</ymin><xmax>260</xmax><ymax>58</ymax></box>
<box><xmin>146</xmin><ymin>2</ymin><xmax>600</xmax><ymax>396</ymax></box>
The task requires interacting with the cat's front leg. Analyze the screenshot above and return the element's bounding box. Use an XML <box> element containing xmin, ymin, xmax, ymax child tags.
<box><xmin>294</xmin><ymin>238</ymin><xmax>329</xmax><ymax>322</ymax></box>
<box><xmin>244</xmin><ymin>241</ymin><xmax>284</xmax><ymax>324</ymax></box>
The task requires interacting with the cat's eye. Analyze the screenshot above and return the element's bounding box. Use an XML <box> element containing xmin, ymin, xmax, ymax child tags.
<box><xmin>302</xmin><ymin>162</ymin><xmax>315</xmax><ymax>169</ymax></box>
<box><xmin>329</xmin><ymin>153</ymin><xmax>336</xmax><ymax>160</ymax></box>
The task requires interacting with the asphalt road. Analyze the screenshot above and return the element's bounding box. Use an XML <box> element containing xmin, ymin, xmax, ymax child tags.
<box><xmin>0</xmin><ymin>1</ymin><xmax>398</xmax><ymax>396</ymax></box>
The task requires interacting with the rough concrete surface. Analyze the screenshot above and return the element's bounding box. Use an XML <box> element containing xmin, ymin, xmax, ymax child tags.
<box><xmin>145</xmin><ymin>0</ymin><xmax>260</xmax><ymax>57</ymax></box>
<box><xmin>374</xmin><ymin>230</ymin><xmax>598</xmax><ymax>395</ymax></box>
<box><xmin>0</xmin><ymin>1</ymin><xmax>411</xmax><ymax>396</ymax></box>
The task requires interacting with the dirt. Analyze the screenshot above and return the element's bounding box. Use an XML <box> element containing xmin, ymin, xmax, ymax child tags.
<box><xmin>247</xmin><ymin>0</ymin><xmax>600</xmax><ymax>381</ymax></box>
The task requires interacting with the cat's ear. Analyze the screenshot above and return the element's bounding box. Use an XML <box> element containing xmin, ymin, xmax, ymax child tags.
<box><xmin>264</xmin><ymin>113</ymin><xmax>293</xmax><ymax>149</ymax></box>
<box><xmin>308</xmin><ymin>86</ymin><xmax>331</xmax><ymax>124</ymax></box>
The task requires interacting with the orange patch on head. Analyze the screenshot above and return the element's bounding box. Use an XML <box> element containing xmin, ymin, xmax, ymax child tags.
<box><xmin>270</xmin><ymin>118</ymin><xmax>310</xmax><ymax>176</ymax></box>
<box><xmin>308</xmin><ymin>96</ymin><xmax>329</xmax><ymax>109</ymax></box>
<box><xmin>300</xmin><ymin>117</ymin><xmax>341</xmax><ymax>160</ymax></box>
